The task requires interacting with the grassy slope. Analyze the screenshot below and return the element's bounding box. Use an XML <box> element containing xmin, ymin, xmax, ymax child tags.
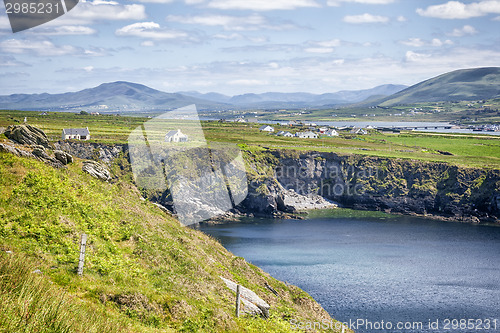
<box><xmin>378</xmin><ymin>67</ymin><xmax>500</xmax><ymax>106</ymax></box>
<box><xmin>0</xmin><ymin>152</ymin><xmax>343</xmax><ymax>333</ymax></box>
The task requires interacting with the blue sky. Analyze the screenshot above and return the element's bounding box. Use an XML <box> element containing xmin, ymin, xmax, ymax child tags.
<box><xmin>1</xmin><ymin>0</ymin><xmax>500</xmax><ymax>95</ymax></box>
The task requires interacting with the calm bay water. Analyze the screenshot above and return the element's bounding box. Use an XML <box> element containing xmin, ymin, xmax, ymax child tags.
<box><xmin>198</xmin><ymin>215</ymin><xmax>500</xmax><ymax>332</ymax></box>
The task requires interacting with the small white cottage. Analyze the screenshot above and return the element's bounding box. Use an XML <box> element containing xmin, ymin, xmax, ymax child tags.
<box><xmin>259</xmin><ymin>125</ymin><xmax>275</xmax><ymax>132</ymax></box>
<box><xmin>62</xmin><ymin>127</ymin><xmax>91</xmax><ymax>140</ymax></box>
<box><xmin>296</xmin><ymin>131</ymin><xmax>318</xmax><ymax>139</ymax></box>
<box><xmin>324</xmin><ymin>129</ymin><xmax>339</xmax><ymax>137</ymax></box>
<box><xmin>165</xmin><ymin>129</ymin><xmax>188</xmax><ymax>143</ymax></box>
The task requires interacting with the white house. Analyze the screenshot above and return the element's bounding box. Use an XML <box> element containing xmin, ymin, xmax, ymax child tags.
<box><xmin>351</xmin><ymin>128</ymin><xmax>367</xmax><ymax>135</ymax></box>
<box><xmin>165</xmin><ymin>129</ymin><xmax>188</xmax><ymax>143</ymax></box>
<box><xmin>276</xmin><ymin>131</ymin><xmax>286</xmax><ymax>136</ymax></box>
<box><xmin>295</xmin><ymin>131</ymin><xmax>318</xmax><ymax>139</ymax></box>
<box><xmin>62</xmin><ymin>127</ymin><xmax>90</xmax><ymax>140</ymax></box>
<box><xmin>259</xmin><ymin>125</ymin><xmax>275</xmax><ymax>132</ymax></box>
<box><xmin>318</xmin><ymin>127</ymin><xmax>329</xmax><ymax>134</ymax></box>
<box><xmin>324</xmin><ymin>129</ymin><xmax>339</xmax><ymax>137</ymax></box>
<box><xmin>283</xmin><ymin>132</ymin><xmax>294</xmax><ymax>137</ymax></box>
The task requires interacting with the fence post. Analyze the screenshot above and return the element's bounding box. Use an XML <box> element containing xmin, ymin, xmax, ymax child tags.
<box><xmin>77</xmin><ymin>233</ymin><xmax>87</xmax><ymax>276</ymax></box>
<box><xmin>235</xmin><ymin>284</ymin><xmax>241</xmax><ymax>318</ymax></box>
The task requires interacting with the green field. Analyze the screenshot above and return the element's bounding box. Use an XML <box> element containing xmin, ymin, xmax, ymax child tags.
<box><xmin>1</xmin><ymin>110</ymin><xmax>499</xmax><ymax>168</ymax></box>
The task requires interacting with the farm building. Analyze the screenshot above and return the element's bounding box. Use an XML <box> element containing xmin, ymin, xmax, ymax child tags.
<box><xmin>259</xmin><ymin>125</ymin><xmax>275</xmax><ymax>132</ymax></box>
<box><xmin>165</xmin><ymin>129</ymin><xmax>188</xmax><ymax>143</ymax></box>
<box><xmin>324</xmin><ymin>129</ymin><xmax>339</xmax><ymax>137</ymax></box>
<box><xmin>62</xmin><ymin>127</ymin><xmax>90</xmax><ymax>140</ymax></box>
<box><xmin>295</xmin><ymin>131</ymin><xmax>318</xmax><ymax>139</ymax></box>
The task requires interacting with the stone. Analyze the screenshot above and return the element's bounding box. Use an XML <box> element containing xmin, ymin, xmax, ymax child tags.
<box><xmin>54</xmin><ymin>150</ymin><xmax>73</xmax><ymax>165</ymax></box>
<box><xmin>82</xmin><ymin>160</ymin><xmax>111</xmax><ymax>181</ymax></box>
<box><xmin>220</xmin><ymin>276</ymin><xmax>270</xmax><ymax>318</ymax></box>
<box><xmin>4</xmin><ymin>125</ymin><xmax>50</xmax><ymax>148</ymax></box>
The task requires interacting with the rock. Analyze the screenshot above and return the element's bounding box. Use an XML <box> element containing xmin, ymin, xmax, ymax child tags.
<box><xmin>277</xmin><ymin>188</ymin><xmax>337</xmax><ymax>212</ymax></box>
<box><xmin>82</xmin><ymin>160</ymin><xmax>111</xmax><ymax>181</ymax></box>
<box><xmin>4</xmin><ymin>125</ymin><xmax>50</xmax><ymax>148</ymax></box>
<box><xmin>220</xmin><ymin>276</ymin><xmax>270</xmax><ymax>318</ymax></box>
<box><xmin>0</xmin><ymin>142</ymin><xmax>31</xmax><ymax>157</ymax></box>
<box><xmin>470</xmin><ymin>216</ymin><xmax>481</xmax><ymax>224</ymax></box>
<box><xmin>31</xmin><ymin>147</ymin><xmax>64</xmax><ymax>168</ymax></box>
<box><xmin>32</xmin><ymin>269</ymin><xmax>42</xmax><ymax>274</ymax></box>
<box><xmin>54</xmin><ymin>150</ymin><xmax>73</xmax><ymax>165</ymax></box>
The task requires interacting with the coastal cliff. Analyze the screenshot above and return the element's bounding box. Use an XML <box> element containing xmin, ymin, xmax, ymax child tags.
<box><xmin>54</xmin><ymin>141</ymin><xmax>500</xmax><ymax>224</ymax></box>
<box><xmin>241</xmin><ymin>149</ymin><xmax>500</xmax><ymax>224</ymax></box>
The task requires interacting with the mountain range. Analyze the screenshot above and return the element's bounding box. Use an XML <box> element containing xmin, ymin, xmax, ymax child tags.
<box><xmin>0</xmin><ymin>82</ymin><xmax>406</xmax><ymax>112</ymax></box>
<box><xmin>1</xmin><ymin>67</ymin><xmax>499</xmax><ymax>112</ymax></box>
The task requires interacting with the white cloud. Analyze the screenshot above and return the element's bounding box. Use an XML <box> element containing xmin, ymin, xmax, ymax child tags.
<box><xmin>0</xmin><ymin>39</ymin><xmax>81</xmax><ymax>56</ymax></box>
<box><xmin>212</xmin><ymin>33</ymin><xmax>244</xmax><ymax>40</ymax></box>
<box><xmin>417</xmin><ymin>1</ymin><xmax>500</xmax><ymax>19</ymax></box>
<box><xmin>304</xmin><ymin>39</ymin><xmax>341</xmax><ymax>53</ymax></box>
<box><xmin>405</xmin><ymin>51</ymin><xmax>432</xmax><ymax>62</ymax></box>
<box><xmin>327</xmin><ymin>0</ymin><xmax>394</xmax><ymax>6</ymax></box>
<box><xmin>431</xmin><ymin>38</ymin><xmax>454</xmax><ymax>46</ymax></box>
<box><xmin>141</xmin><ymin>41</ymin><xmax>155</xmax><ymax>46</ymax></box>
<box><xmin>30</xmin><ymin>26</ymin><xmax>97</xmax><ymax>35</ymax></box>
<box><xmin>305</xmin><ymin>47</ymin><xmax>335</xmax><ymax>53</ymax></box>
<box><xmin>316</xmin><ymin>39</ymin><xmax>341</xmax><ymax>47</ymax></box>
<box><xmin>116</xmin><ymin>22</ymin><xmax>189</xmax><ymax>40</ymax></box>
<box><xmin>42</xmin><ymin>0</ymin><xmax>146</xmax><ymax>26</ymax></box>
<box><xmin>206</xmin><ymin>0</ymin><xmax>320</xmax><ymax>11</ymax></box>
<box><xmin>167</xmin><ymin>14</ymin><xmax>299</xmax><ymax>31</ymax></box>
<box><xmin>84</xmin><ymin>66</ymin><xmax>94</xmax><ymax>72</ymax></box>
<box><xmin>448</xmin><ymin>25</ymin><xmax>478</xmax><ymax>36</ymax></box>
<box><xmin>400</xmin><ymin>38</ymin><xmax>453</xmax><ymax>47</ymax></box>
<box><xmin>397</xmin><ymin>15</ymin><xmax>407</xmax><ymax>22</ymax></box>
<box><xmin>400</xmin><ymin>38</ymin><xmax>426</xmax><ymax>47</ymax></box>
<box><xmin>343</xmin><ymin>13</ymin><xmax>389</xmax><ymax>23</ymax></box>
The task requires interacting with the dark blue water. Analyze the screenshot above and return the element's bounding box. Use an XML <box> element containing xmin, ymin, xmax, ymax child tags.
<box><xmin>199</xmin><ymin>216</ymin><xmax>500</xmax><ymax>332</ymax></box>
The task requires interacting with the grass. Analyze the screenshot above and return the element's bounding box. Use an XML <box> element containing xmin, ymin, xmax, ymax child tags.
<box><xmin>0</xmin><ymin>253</ymin><xmax>126</xmax><ymax>333</ymax></box>
<box><xmin>1</xmin><ymin>109</ymin><xmax>499</xmax><ymax>168</ymax></box>
<box><xmin>0</xmin><ymin>151</ymin><xmax>346</xmax><ymax>332</ymax></box>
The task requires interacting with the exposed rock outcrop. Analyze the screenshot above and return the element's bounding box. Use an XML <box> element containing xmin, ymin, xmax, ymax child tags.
<box><xmin>82</xmin><ymin>160</ymin><xmax>111</xmax><ymax>181</ymax></box>
<box><xmin>241</xmin><ymin>150</ymin><xmax>500</xmax><ymax>224</ymax></box>
<box><xmin>220</xmin><ymin>277</ymin><xmax>270</xmax><ymax>318</ymax></box>
<box><xmin>4</xmin><ymin>125</ymin><xmax>50</xmax><ymax>148</ymax></box>
<box><xmin>0</xmin><ymin>142</ymin><xmax>69</xmax><ymax>169</ymax></box>
<box><xmin>0</xmin><ymin>142</ymin><xmax>32</xmax><ymax>158</ymax></box>
<box><xmin>54</xmin><ymin>150</ymin><xmax>73</xmax><ymax>165</ymax></box>
<box><xmin>54</xmin><ymin>141</ymin><xmax>124</xmax><ymax>164</ymax></box>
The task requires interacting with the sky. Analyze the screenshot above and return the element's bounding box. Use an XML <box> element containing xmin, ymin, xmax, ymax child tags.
<box><xmin>0</xmin><ymin>0</ymin><xmax>500</xmax><ymax>95</ymax></box>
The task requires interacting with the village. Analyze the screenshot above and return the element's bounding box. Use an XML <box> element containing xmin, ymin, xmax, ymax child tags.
<box><xmin>258</xmin><ymin>121</ymin><xmax>367</xmax><ymax>139</ymax></box>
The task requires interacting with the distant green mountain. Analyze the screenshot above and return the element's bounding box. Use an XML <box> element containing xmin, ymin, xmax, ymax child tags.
<box><xmin>378</xmin><ymin>67</ymin><xmax>500</xmax><ymax>106</ymax></box>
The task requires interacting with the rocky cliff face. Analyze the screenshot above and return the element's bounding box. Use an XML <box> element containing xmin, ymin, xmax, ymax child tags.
<box><xmin>52</xmin><ymin>141</ymin><xmax>500</xmax><ymax>224</ymax></box>
<box><xmin>53</xmin><ymin>141</ymin><xmax>125</xmax><ymax>164</ymax></box>
<box><xmin>241</xmin><ymin>150</ymin><xmax>500</xmax><ymax>224</ymax></box>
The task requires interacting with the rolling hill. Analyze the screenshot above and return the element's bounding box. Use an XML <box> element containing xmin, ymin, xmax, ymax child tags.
<box><xmin>0</xmin><ymin>81</ymin><xmax>228</xmax><ymax>112</ymax></box>
<box><xmin>378</xmin><ymin>67</ymin><xmax>500</xmax><ymax>106</ymax></box>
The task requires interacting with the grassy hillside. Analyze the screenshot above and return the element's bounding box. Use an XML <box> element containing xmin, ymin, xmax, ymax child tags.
<box><xmin>0</xmin><ymin>151</ymin><xmax>344</xmax><ymax>332</ymax></box>
<box><xmin>379</xmin><ymin>67</ymin><xmax>500</xmax><ymax>106</ymax></box>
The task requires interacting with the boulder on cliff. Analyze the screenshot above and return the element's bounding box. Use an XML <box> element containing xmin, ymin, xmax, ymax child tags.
<box><xmin>54</xmin><ymin>150</ymin><xmax>73</xmax><ymax>165</ymax></box>
<box><xmin>82</xmin><ymin>160</ymin><xmax>111</xmax><ymax>181</ymax></box>
<box><xmin>4</xmin><ymin>125</ymin><xmax>50</xmax><ymax>148</ymax></box>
